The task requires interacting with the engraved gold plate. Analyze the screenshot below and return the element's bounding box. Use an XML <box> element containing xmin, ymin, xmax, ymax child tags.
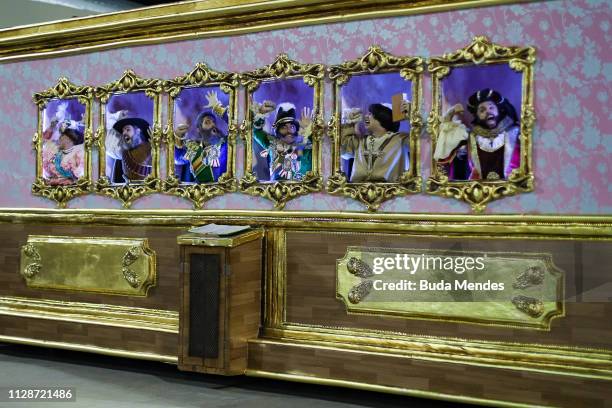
<box><xmin>20</xmin><ymin>235</ymin><xmax>156</xmax><ymax>296</ymax></box>
<box><xmin>336</xmin><ymin>247</ymin><xmax>564</xmax><ymax>329</ymax></box>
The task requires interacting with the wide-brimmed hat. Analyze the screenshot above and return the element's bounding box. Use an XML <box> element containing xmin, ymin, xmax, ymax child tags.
<box><xmin>466</xmin><ymin>88</ymin><xmax>518</xmax><ymax>125</ymax></box>
<box><xmin>112</xmin><ymin>117</ymin><xmax>150</xmax><ymax>140</ymax></box>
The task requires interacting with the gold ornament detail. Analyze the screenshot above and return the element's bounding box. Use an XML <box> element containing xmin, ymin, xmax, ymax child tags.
<box><xmin>512</xmin><ymin>295</ymin><xmax>544</xmax><ymax>318</ymax></box>
<box><xmin>513</xmin><ymin>265</ymin><xmax>545</xmax><ymax>289</ymax></box>
<box><xmin>95</xmin><ymin>176</ymin><xmax>160</xmax><ymax>208</ymax></box>
<box><xmin>426</xmin><ymin>36</ymin><xmax>536</xmax><ymax>212</ymax></box>
<box><xmin>94</xmin><ymin>69</ymin><xmax>162</xmax><ymax>101</ymax></box>
<box><xmin>21</xmin><ymin>243</ymin><xmax>42</xmax><ymax>280</ymax></box>
<box><xmin>122</xmin><ymin>245</ymin><xmax>142</xmax><ymax>288</ymax></box>
<box><xmin>239</xmin><ymin>172</ymin><xmax>322</xmax><ymax>210</ymax></box>
<box><xmin>326</xmin><ymin>46</ymin><xmax>423</xmax><ymax>210</ymax></box>
<box><xmin>346</xmin><ymin>257</ymin><xmax>374</xmax><ymax>278</ymax></box>
<box><xmin>162</xmin><ymin>63</ymin><xmax>238</xmax><ymax>208</ymax></box>
<box><xmin>348</xmin><ymin>280</ymin><xmax>373</xmax><ymax>304</ymax></box>
<box><xmin>31</xmin><ymin>78</ymin><xmax>94</xmax><ymax>207</ymax></box>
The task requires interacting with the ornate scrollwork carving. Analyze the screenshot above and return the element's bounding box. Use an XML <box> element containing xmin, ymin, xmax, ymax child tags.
<box><xmin>348</xmin><ymin>280</ymin><xmax>373</xmax><ymax>304</ymax></box>
<box><xmin>239</xmin><ymin>172</ymin><xmax>322</xmax><ymax>209</ymax></box>
<box><xmin>32</xmin><ymin>78</ymin><xmax>94</xmax><ymax>207</ymax></box>
<box><xmin>122</xmin><ymin>245</ymin><xmax>142</xmax><ymax>288</ymax></box>
<box><xmin>94</xmin><ymin>70</ymin><xmax>162</xmax><ymax>102</ymax></box>
<box><xmin>513</xmin><ymin>265</ymin><xmax>545</xmax><ymax>289</ymax></box>
<box><xmin>241</xmin><ymin>53</ymin><xmax>324</xmax><ymax>90</ymax></box>
<box><xmin>95</xmin><ymin>176</ymin><xmax>160</xmax><ymax>208</ymax></box>
<box><xmin>21</xmin><ymin>243</ymin><xmax>42</xmax><ymax>280</ymax></box>
<box><xmin>346</xmin><ymin>257</ymin><xmax>374</xmax><ymax>278</ymax></box>
<box><xmin>512</xmin><ymin>295</ymin><xmax>544</xmax><ymax>318</ymax></box>
<box><xmin>426</xmin><ymin>36</ymin><xmax>536</xmax><ymax>211</ymax></box>
<box><xmin>161</xmin><ymin>63</ymin><xmax>238</xmax><ymax>208</ymax></box>
<box><xmin>326</xmin><ymin>46</ymin><xmax>423</xmax><ymax>210</ymax></box>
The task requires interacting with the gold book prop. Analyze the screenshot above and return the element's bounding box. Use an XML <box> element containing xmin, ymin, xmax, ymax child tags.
<box><xmin>336</xmin><ymin>247</ymin><xmax>563</xmax><ymax>330</ymax></box>
<box><xmin>20</xmin><ymin>235</ymin><xmax>156</xmax><ymax>296</ymax></box>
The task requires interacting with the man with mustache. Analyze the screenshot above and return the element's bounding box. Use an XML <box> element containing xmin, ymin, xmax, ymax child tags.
<box><xmin>112</xmin><ymin>117</ymin><xmax>152</xmax><ymax>183</ymax></box>
<box><xmin>434</xmin><ymin>88</ymin><xmax>520</xmax><ymax>181</ymax></box>
<box><xmin>174</xmin><ymin>90</ymin><xmax>228</xmax><ymax>183</ymax></box>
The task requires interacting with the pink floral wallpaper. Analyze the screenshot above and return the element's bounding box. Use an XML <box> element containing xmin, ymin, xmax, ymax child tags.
<box><xmin>0</xmin><ymin>0</ymin><xmax>610</xmax><ymax>214</ymax></box>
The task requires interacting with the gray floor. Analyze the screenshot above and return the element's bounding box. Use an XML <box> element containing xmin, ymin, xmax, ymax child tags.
<box><xmin>0</xmin><ymin>343</ymin><xmax>469</xmax><ymax>408</ymax></box>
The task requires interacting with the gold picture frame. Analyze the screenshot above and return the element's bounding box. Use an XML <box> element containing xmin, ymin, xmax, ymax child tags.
<box><xmin>162</xmin><ymin>63</ymin><xmax>238</xmax><ymax>208</ymax></box>
<box><xmin>326</xmin><ymin>46</ymin><xmax>423</xmax><ymax>211</ymax></box>
<box><xmin>238</xmin><ymin>54</ymin><xmax>324</xmax><ymax>209</ymax></box>
<box><xmin>426</xmin><ymin>36</ymin><xmax>535</xmax><ymax>212</ymax></box>
<box><xmin>32</xmin><ymin>77</ymin><xmax>94</xmax><ymax>207</ymax></box>
<box><xmin>94</xmin><ymin>70</ymin><xmax>163</xmax><ymax>207</ymax></box>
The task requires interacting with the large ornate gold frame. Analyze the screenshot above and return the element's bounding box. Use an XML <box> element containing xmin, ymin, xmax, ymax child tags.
<box><xmin>94</xmin><ymin>70</ymin><xmax>163</xmax><ymax>207</ymax></box>
<box><xmin>162</xmin><ymin>63</ymin><xmax>238</xmax><ymax>209</ymax></box>
<box><xmin>327</xmin><ymin>46</ymin><xmax>423</xmax><ymax>211</ymax></box>
<box><xmin>239</xmin><ymin>54</ymin><xmax>324</xmax><ymax>209</ymax></box>
<box><xmin>32</xmin><ymin>78</ymin><xmax>94</xmax><ymax>207</ymax></box>
<box><xmin>426</xmin><ymin>36</ymin><xmax>536</xmax><ymax>212</ymax></box>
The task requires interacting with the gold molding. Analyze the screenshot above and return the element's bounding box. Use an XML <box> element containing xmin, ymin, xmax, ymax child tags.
<box><xmin>0</xmin><ymin>334</ymin><xmax>177</xmax><ymax>363</ymax></box>
<box><xmin>326</xmin><ymin>45</ymin><xmax>423</xmax><ymax>210</ymax></box>
<box><xmin>177</xmin><ymin>228</ymin><xmax>264</xmax><ymax>248</ymax></box>
<box><xmin>259</xmin><ymin>327</ymin><xmax>612</xmax><ymax>380</ymax></box>
<box><xmin>94</xmin><ymin>70</ymin><xmax>163</xmax><ymax>207</ymax></box>
<box><xmin>239</xmin><ymin>53</ymin><xmax>324</xmax><ymax>208</ymax></box>
<box><xmin>0</xmin><ymin>296</ymin><xmax>178</xmax><ymax>333</ymax></box>
<box><xmin>426</xmin><ymin>36</ymin><xmax>536</xmax><ymax>211</ymax></box>
<box><xmin>0</xmin><ymin>1</ymin><xmax>539</xmax><ymax>64</ymax></box>
<box><xmin>247</xmin><ymin>366</ymin><xmax>538</xmax><ymax>408</ymax></box>
<box><xmin>162</xmin><ymin>63</ymin><xmax>239</xmax><ymax>208</ymax></box>
<box><xmin>32</xmin><ymin>77</ymin><xmax>94</xmax><ymax>207</ymax></box>
<box><xmin>0</xmin><ymin>209</ymin><xmax>611</xmax><ymax>239</ymax></box>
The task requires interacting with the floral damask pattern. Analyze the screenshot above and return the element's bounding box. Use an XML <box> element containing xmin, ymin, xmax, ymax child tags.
<box><xmin>0</xmin><ymin>0</ymin><xmax>609</xmax><ymax>213</ymax></box>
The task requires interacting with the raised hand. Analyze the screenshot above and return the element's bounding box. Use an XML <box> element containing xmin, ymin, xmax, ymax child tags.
<box><xmin>299</xmin><ymin>106</ymin><xmax>314</xmax><ymax>129</ymax></box>
<box><xmin>346</xmin><ymin>108</ymin><xmax>363</xmax><ymax>124</ymax></box>
<box><xmin>400</xmin><ymin>99</ymin><xmax>412</xmax><ymax>118</ymax></box>
<box><xmin>204</xmin><ymin>90</ymin><xmax>220</xmax><ymax>109</ymax></box>
<box><xmin>259</xmin><ymin>100</ymin><xmax>276</xmax><ymax>114</ymax></box>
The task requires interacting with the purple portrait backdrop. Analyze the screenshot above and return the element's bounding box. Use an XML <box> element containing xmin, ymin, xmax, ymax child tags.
<box><xmin>43</xmin><ymin>98</ymin><xmax>86</xmax><ymax>131</ymax></box>
<box><xmin>106</xmin><ymin>91</ymin><xmax>154</xmax><ymax>125</ymax></box>
<box><xmin>341</xmin><ymin>72</ymin><xmax>412</xmax><ymax>133</ymax></box>
<box><xmin>253</xmin><ymin>78</ymin><xmax>314</xmax><ymax>135</ymax></box>
<box><xmin>441</xmin><ymin>64</ymin><xmax>522</xmax><ymax>124</ymax></box>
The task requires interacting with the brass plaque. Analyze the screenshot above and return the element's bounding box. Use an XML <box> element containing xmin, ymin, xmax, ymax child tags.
<box><xmin>20</xmin><ymin>235</ymin><xmax>156</xmax><ymax>296</ymax></box>
<box><xmin>336</xmin><ymin>247</ymin><xmax>564</xmax><ymax>329</ymax></box>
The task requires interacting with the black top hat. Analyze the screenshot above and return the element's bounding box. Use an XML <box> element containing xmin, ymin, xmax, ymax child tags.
<box><xmin>112</xmin><ymin>117</ymin><xmax>151</xmax><ymax>141</ymax></box>
<box><xmin>273</xmin><ymin>103</ymin><xmax>300</xmax><ymax>130</ymax></box>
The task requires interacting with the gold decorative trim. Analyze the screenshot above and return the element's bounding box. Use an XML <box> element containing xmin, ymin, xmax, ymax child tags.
<box><xmin>0</xmin><ymin>334</ymin><xmax>177</xmax><ymax>363</ymax></box>
<box><xmin>258</xmin><ymin>327</ymin><xmax>612</xmax><ymax>380</ymax></box>
<box><xmin>426</xmin><ymin>36</ymin><xmax>536</xmax><ymax>212</ymax></box>
<box><xmin>20</xmin><ymin>235</ymin><xmax>157</xmax><ymax>296</ymax></box>
<box><xmin>239</xmin><ymin>53</ymin><xmax>324</xmax><ymax>208</ymax></box>
<box><xmin>32</xmin><ymin>77</ymin><xmax>94</xmax><ymax>207</ymax></box>
<box><xmin>0</xmin><ymin>296</ymin><xmax>178</xmax><ymax>333</ymax></box>
<box><xmin>21</xmin><ymin>243</ymin><xmax>42</xmax><ymax>280</ymax></box>
<box><xmin>0</xmin><ymin>209</ymin><xmax>611</xmax><ymax>240</ymax></box>
<box><xmin>0</xmin><ymin>1</ymin><xmax>539</xmax><ymax>64</ymax></box>
<box><xmin>327</xmin><ymin>45</ymin><xmax>423</xmax><ymax>210</ymax></box>
<box><xmin>162</xmin><ymin>63</ymin><xmax>238</xmax><ymax>208</ymax></box>
<box><xmin>247</xmin><ymin>367</ymin><xmax>538</xmax><ymax>408</ymax></box>
<box><xmin>94</xmin><ymin>70</ymin><xmax>163</xmax><ymax>207</ymax></box>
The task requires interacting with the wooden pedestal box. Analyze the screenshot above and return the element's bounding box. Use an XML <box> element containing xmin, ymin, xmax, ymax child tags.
<box><xmin>177</xmin><ymin>229</ymin><xmax>263</xmax><ymax>375</ymax></box>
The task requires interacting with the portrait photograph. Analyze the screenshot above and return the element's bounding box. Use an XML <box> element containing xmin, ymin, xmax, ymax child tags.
<box><xmin>250</xmin><ymin>77</ymin><xmax>315</xmax><ymax>183</ymax></box>
<box><xmin>41</xmin><ymin>97</ymin><xmax>87</xmax><ymax>186</ymax></box>
<box><xmin>104</xmin><ymin>91</ymin><xmax>154</xmax><ymax>184</ymax></box>
<box><xmin>172</xmin><ymin>85</ymin><xmax>230</xmax><ymax>184</ymax></box>
<box><xmin>339</xmin><ymin>71</ymin><xmax>412</xmax><ymax>183</ymax></box>
<box><xmin>434</xmin><ymin>64</ymin><xmax>523</xmax><ymax>182</ymax></box>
